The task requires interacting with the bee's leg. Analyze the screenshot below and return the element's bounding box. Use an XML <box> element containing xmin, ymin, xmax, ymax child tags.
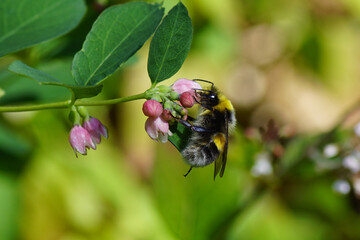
<box><xmin>184</xmin><ymin>166</ymin><xmax>193</xmax><ymax>177</ymax></box>
<box><xmin>179</xmin><ymin>119</ymin><xmax>213</xmax><ymax>133</ymax></box>
<box><xmin>187</xmin><ymin>116</ymin><xmax>195</xmax><ymax>121</ymax></box>
<box><xmin>198</xmin><ymin>103</ymin><xmax>213</xmax><ymax>111</ymax></box>
<box><xmin>193</xmin><ymin>96</ymin><xmax>214</xmax><ymax>111</ymax></box>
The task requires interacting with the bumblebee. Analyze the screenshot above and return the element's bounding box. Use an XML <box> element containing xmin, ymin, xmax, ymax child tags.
<box><xmin>179</xmin><ymin>79</ymin><xmax>236</xmax><ymax>179</ymax></box>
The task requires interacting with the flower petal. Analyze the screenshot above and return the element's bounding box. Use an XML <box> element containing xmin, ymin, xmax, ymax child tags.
<box><xmin>145</xmin><ymin>117</ymin><xmax>159</xmax><ymax>140</ymax></box>
<box><xmin>172</xmin><ymin>78</ymin><xmax>201</xmax><ymax>94</ymax></box>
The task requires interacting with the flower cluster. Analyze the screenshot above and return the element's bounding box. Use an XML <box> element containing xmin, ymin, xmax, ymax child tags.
<box><xmin>142</xmin><ymin>78</ymin><xmax>201</xmax><ymax>143</ymax></box>
<box><xmin>68</xmin><ymin>107</ymin><xmax>108</xmax><ymax>156</ymax></box>
<box><xmin>309</xmin><ymin>121</ymin><xmax>360</xmax><ymax>198</ymax></box>
<box><xmin>246</xmin><ymin>120</ymin><xmax>294</xmax><ymax>178</ymax></box>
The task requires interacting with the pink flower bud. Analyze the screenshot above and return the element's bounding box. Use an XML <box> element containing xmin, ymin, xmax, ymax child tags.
<box><xmin>172</xmin><ymin>78</ymin><xmax>201</xmax><ymax>94</ymax></box>
<box><xmin>161</xmin><ymin>109</ymin><xmax>173</xmax><ymax>121</ymax></box>
<box><xmin>83</xmin><ymin>117</ymin><xmax>108</xmax><ymax>144</ymax></box>
<box><xmin>69</xmin><ymin>125</ymin><xmax>96</xmax><ymax>157</ymax></box>
<box><xmin>180</xmin><ymin>91</ymin><xmax>195</xmax><ymax>108</ymax></box>
<box><xmin>142</xmin><ymin>99</ymin><xmax>163</xmax><ymax>118</ymax></box>
<box><xmin>145</xmin><ymin>117</ymin><xmax>172</xmax><ymax>143</ymax></box>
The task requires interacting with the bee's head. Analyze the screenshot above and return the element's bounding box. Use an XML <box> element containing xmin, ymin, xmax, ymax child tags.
<box><xmin>196</xmin><ymin>89</ymin><xmax>219</xmax><ymax>107</ymax></box>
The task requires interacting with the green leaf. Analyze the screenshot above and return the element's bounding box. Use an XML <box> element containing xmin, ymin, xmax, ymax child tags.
<box><xmin>8</xmin><ymin>61</ymin><xmax>61</xmax><ymax>84</ymax></box>
<box><xmin>0</xmin><ymin>88</ymin><xmax>5</xmax><ymax>98</ymax></box>
<box><xmin>147</xmin><ymin>2</ymin><xmax>193</xmax><ymax>84</ymax></box>
<box><xmin>72</xmin><ymin>2</ymin><xmax>164</xmax><ymax>86</ymax></box>
<box><xmin>66</xmin><ymin>85</ymin><xmax>103</xmax><ymax>99</ymax></box>
<box><xmin>0</xmin><ymin>0</ymin><xmax>86</xmax><ymax>57</ymax></box>
<box><xmin>0</xmin><ymin>174</ymin><xmax>20</xmax><ymax>240</ymax></box>
<box><xmin>8</xmin><ymin>61</ymin><xmax>102</xmax><ymax>99</ymax></box>
<box><xmin>0</xmin><ymin>121</ymin><xmax>32</xmax><ymax>160</ymax></box>
<box><xmin>168</xmin><ymin>121</ymin><xmax>192</xmax><ymax>152</ymax></box>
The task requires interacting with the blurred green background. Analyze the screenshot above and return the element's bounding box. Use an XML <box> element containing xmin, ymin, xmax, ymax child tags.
<box><xmin>2</xmin><ymin>0</ymin><xmax>360</xmax><ymax>239</ymax></box>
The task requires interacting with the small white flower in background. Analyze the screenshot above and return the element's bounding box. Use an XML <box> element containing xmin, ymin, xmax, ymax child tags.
<box><xmin>343</xmin><ymin>155</ymin><xmax>360</xmax><ymax>173</ymax></box>
<box><xmin>354</xmin><ymin>122</ymin><xmax>360</xmax><ymax>137</ymax></box>
<box><xmin>323</xmin><ymin>143</ymin><xmax>339</xmax><ymax>158</ymax></box>
<box><xmin>333</xmin><ymin>179</ymin><xmax>351</xmax><ymax>195</ymax></box>
<box><xmin>353</xmin><ymin>150</ymin><xmax>360</xmax><ymax>159</ymax></box>
<box><xmin>353</xmin><ymin>177</ymin><xmax>360</xmax><ymax>196</ymax></box>
<box><xmin>251</xmin><ymin>152</ymin><xmax>273</xmax><ymax>177</ymax></box>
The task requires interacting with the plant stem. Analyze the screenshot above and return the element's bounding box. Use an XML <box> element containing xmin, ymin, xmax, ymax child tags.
<box><xmin>0</xmin><ymin>92</ymin><xmax>147</xmax><ymax>112</ymax></box>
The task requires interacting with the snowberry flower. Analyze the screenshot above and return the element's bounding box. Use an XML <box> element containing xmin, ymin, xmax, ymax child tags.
<box><xmin>353</xmin><ymin>177</ymin><xmax>360</xmax><ymax>197</ymax></box>
<box><xmin>172</xmin><ymin>78</ymin><xmax>201</xmax><ymax>95</ymax></box>
<box><xmin>142</xmin><ymin>99</ymin><xmax>163</xmax><ymax>118</ymax></box>
<box><xmin>323</xmin><ymin>143</ymin><xmax>339</xmax><ymax>158</ymax></box>
<box><xmin>69</xmin><ymin>125</ymin><xmax>96</xmax><ymax>157</ymax></box>
<box><xmin>333</xmin><ymin>179</ymin><xmax>351</xmax><ymax>195</ymax></box>
<box><xmin>161</xmin><ymin>109</ymin><xmax>173</xmax><ymax>121</ymax></box>
<box><xmin>354</xmin><ymin>122</ymin><xmax>360</xmax><ymax>137</ymax></box>
<box><xmin>145</xmin><ymin>116</ymin><xmax>172</xmax><ymax>143</ymax></box>
<box><xmin>343</xmin><ymin>155</ymin><xmax>360</xmax><ymax>173</ymax></box>
<box><xmin>83</xmin><ymin>117</ymin><xmax>108</xmax><ymax>144</ymax></box>
<box><xmin>251</xmin><ymin>152</ymin><xmax>273</xmax><ymax>177</ymax></box>
<box><xmin>180</xmin><ymin>91</ymin><xmax>195</xmax><ymax>108</ymax></box>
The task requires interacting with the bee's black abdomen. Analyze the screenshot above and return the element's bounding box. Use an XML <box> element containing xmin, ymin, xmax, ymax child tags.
<box><xmin>182</xmin><ymin>141</ymin><xmax>220</xmax><ymax>167</ymax></box>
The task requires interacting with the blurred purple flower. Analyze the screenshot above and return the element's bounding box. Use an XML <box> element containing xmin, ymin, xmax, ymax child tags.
<box><xmin>69</xmin><ymin>125</ymin><xmax>96</xmax><ymax>157</ymax></box>
<box><xmin>83</xmin><ymin>117</ymin><xmax>108</xmax><ymax>144</ymax></box>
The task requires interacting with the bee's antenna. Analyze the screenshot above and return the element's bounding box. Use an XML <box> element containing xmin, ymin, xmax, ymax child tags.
<box><xmin>184</xmin><ymin>166</ymin><xmax>193</xmax><ymax>177</ymax></box>
<box><xmin>192</xmin><ymin>79</ymin><xmax>214</xmax><ymax>90</ymax></box>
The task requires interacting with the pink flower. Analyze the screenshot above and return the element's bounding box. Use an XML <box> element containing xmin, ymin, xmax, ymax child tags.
<box><xmin>180</xmin><ymin>91</ymin><xmax>195</xmax><ymax>108</ymax></box>
<box><xmin>83</xmin><ymin>117</ymin><xmax>108</xmax><ymax>144</ymax></box>
<box><xmin>172</xmin><ymin>78</ymin><xmax>201</xmax><ymax>95</ymax></box>
<box><xmin>142</xmin><ymin>99</ymin><xmax>163</xmax><ymax>118</ymax></box>
<box><xmin>145</xmin><ymin>117</ymin><xmax>172</xmax><ymax>143</ymax></box>
<box><xmin>69</xmin><ymin>125</ymin><xmax>96</xmax><ymax>157</ymax></box>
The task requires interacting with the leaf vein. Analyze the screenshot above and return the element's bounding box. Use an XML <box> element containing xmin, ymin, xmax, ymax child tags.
<box><xmin>84</xmin><ymin>8</ymin><xmax>159</xmax><ymax>85</ymax></box>
<box><xmin>0</xmin><ymin>1</ymin><xmax>64</xmax><ymax>43</ymax></box>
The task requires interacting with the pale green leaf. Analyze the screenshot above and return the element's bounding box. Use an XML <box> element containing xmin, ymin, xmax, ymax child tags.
<box><xmin>8</xmin><ymin>61</ymin><xmax>102</xmax><ymax>99</ymax></box>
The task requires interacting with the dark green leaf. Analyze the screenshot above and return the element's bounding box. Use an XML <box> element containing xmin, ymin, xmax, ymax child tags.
<box><xmin>8</xmin><ymin>61</ymin><xmax>102</xmax><ymax>99</ymax></box>
<box><xmin>148</xmin><ymin>2</ymin><xmax>193</xmax><ymax>84</ymax></box>
<box><xmin>72</xmin><ymin>2</ymin><xmax>164</xmax><ymax>86</ymax></box>
<box><xmin>0</xmin><ymin>0</ymin><xmax>86</xmax><ymax>57</ymax></box>
<box><xmin>169</xmin><ymin>121</ymin><xmax>192</xmax><ymax>152</ymax></box>
<box><xmin>66</xmin><ymin>85</ymin><xmax>103</xmax><ymax>99</ymax></box>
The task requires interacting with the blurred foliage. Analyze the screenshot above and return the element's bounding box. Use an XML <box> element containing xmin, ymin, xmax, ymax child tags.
<box><xmin>2</xmin><ymin>0</ymin><xmax>360</xmax><ymax>239</ymax></box>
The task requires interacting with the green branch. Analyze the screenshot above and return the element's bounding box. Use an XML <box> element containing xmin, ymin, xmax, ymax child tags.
<box><xmin>0</xmin><ymin>92</ymin><xmax>147</xmax><ymax>112</ymax></box>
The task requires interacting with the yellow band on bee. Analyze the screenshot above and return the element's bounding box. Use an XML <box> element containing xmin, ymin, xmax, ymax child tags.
<box><xmin>213</xmin><ymin>133</ymin><xmax>226</xmax><ymax>152</ymax></box>
<box><xmin>213</xmin><ymin>95</ymin><xmax>233</xmax><ymax>112</ymax></box>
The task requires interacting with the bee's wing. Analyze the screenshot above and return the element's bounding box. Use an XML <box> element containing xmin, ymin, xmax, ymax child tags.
<box><xmin>214</xmin><ymin>111</ymin><xmax>229</xmax><ymax>179</ymax></box>
<box><xmin>214</xmin><ymin>153</ymin><xmax>222</xmax><ymax>179</ymax></box>
<box><xmin>219</xmin><ymin>110</ymin><xmax>229</xmax><ymax>178</ymax></box>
